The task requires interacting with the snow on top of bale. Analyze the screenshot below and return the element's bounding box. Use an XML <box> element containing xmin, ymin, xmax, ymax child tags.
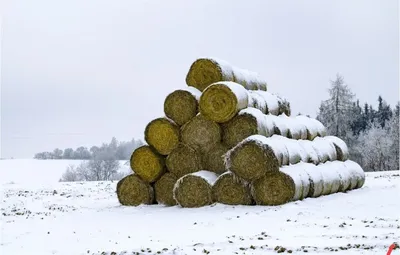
<box><xmin>239</xmin><ymin>108</ymin><xmax>275</xmax><ymax>136</ymax></box>
<box><xmin>183</xmin><ymin>86</ymin><xmax>202</xmax><ymax>100</ymax></box>
<box><xmin>297</xmin><ymin>140</ymin><xmax>319</xmax><ymax>164</ymax></box>
<box><xmin>280</xmin><ymin>163</ymin><xmax>311</xmax><ymax>201</ymax></box>
<box><xmin>312</xmin><ymin>137</ymin><xmax>338</xmax><ymax>163</ymax></box>
<box><xmin>214</xmin><ymin>81</ymin><xmax>249</xmax><ymax>106</ymax></box>
<box><xmin>190</xmin><ymin>170</ymin><xmax>219</xmax><ymax>185</ymax></box>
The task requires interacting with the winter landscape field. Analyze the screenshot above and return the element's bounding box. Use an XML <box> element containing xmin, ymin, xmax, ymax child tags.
<box><xmin>1</xmin><ymin>159</ymin><xmax>399</xmax><ymax>255</ymax></box>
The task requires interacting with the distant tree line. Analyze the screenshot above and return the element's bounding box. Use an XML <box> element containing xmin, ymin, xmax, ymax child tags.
<box><xmin>317</xmin><ymin>74</ymin><xmax>399</xmax><ymax>172</ymax></box>
<box><xmin>34</xmin><ymin>137</ymin><xmax>144</xmax><ymax>160</ymax></box>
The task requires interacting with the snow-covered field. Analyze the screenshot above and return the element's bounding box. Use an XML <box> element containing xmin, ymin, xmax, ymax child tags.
<box><xmin>1</xmin><ymin>160</ymin><xmax>399</xmax><ymax>255</ymax></box>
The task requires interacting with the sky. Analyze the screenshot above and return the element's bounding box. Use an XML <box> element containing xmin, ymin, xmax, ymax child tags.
<box><xmin>1</xmin><ymin>0</ymin><xmax>399</xmax><ymax>158</ymax></box>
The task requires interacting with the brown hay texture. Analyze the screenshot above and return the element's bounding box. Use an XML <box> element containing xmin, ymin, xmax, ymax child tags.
<box><xmin>251</xmin><ymin>165</ymin><xmax>309</xmax><ymax>206</ymax></box>
<box><xmin>199</xmin><ymin>81</ymin><xmax>250</xmax><ymax>123</ymax></box>
<box><xmin>324</xmin><ymin>136</ymin><xmax>350</xmax><ymax>161</ymax></box>
<box><xmin>181</xmin><ymin>114</ymin><xmax>222</xmax><ymax>152</ymax></box>
<box><xmin>173</xmin><ymin>171</ymin><xmax>218</xmax><ymax>208</ymax></box>
<box><xmin>212</xmin><ymin>172</ymin><xmax>253</xmax><ymax>205</ymax></box>
<box><xmin>225</xmin><ymin>136</ymin><xmax>284</xmax><ymax>182</ymax></box>
<box><xmin>185</xmin><ymin>57</ymin><xmax>267</xmax><ymax>92</ymax></box>
<box><xmin>116</xmin><ymin>174</ymin><xmax>154</xmax><ymax>206</ymax></box>
<box><xmin>166</xmin><ymin>143</ymin><xmax>202</xmax><ymax>178</ymax></box>
<box><xmin>144</xmin><ymin>118</ymin><xmax>180</xmax><ymax>155</ymax></box>
<box><xmin>201</xmin><ymin>143</ymin><xmax>229</xmax><ymax>174</ymax></box>
<box><xmin>164</xmin><ymin>87</ymin><xmax>201</xmax><ymax>126</ymax></box>
<box><xmin>130</xmin><ymin>145</ymin><xmax>165</xmax><ymax>183</ymax></box>
<box><xmin>154</xmin><ymin>172</ymin><xmax>179</xmax><ymax>206</ymax></box>
<box><xmin>222</xmin><ymin>108</ymin><xmax>275</xmax><ymax>149</ymax></box>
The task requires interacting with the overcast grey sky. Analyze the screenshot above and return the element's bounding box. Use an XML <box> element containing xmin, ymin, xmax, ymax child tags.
<box><xmin>1</xmin><ymin>0</ymin><xmax>399</xmax><ymax>158</ymax></box>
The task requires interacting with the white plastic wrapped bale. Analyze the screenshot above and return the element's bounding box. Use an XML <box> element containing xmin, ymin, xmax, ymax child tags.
<box><xmin>164</xmin><ymin>87</ymin><xmax>202</xmax><ymax>126</ymax></box>
<box><xmin>251</xmin><ymin>163</ymin><xmax>311</xmax><ymax>205</ymax></box>
<box><xmin>173</xmin><ymin>170</ymin><xmax>218</xmax><ymax>208</ymax></box>
<box><xmin>199</xmin><ymin>81</ymin><xmax>249</xmax><ymax>123</ymax></box>
<box><xmin>344</xmin><ymin>160</ymin><xmax>366</xmax><ymax>189</ymax></box>
<box><xmin>303</xmin><ymin>163</ymin><xmax>324</xmax><ymax>198</ymax></box>
<box><xmin>222</xmin><ymin>107</ymin><xmax>275</xmax><ymax>148</ymax></box>
<box><xmin>225</xmin><ymin>135</ymin><xmax>287</xmax><ymax>182</ymax></box>
<box><xmin>295</xmin><ymin>115</ymin><xmax>326</xmax><ymax>140</ymax></box>
<box><xmin>186</xmin><ymin>57</ymin><xmax>267</xmax><ymax>92</ymax></box>
<box><xmin>324</xmin><ymin>136</ymin><xmax>350</xmax><ymax>161</ymax></box>
<box><xmin>311</xmin><ymin>137</ymin><xmax>338</xmax><ymax>163</ymax></box>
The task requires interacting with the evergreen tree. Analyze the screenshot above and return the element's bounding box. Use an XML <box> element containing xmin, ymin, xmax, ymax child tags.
<box><xmin>317</xmin><ymin>74</ymin><xmax>355</xmax><ymax>143</ymax></box>
<box><xmin>376</xmin><ymin>96</ymin><xmax>392</xmax><ymax>128</ymax></box>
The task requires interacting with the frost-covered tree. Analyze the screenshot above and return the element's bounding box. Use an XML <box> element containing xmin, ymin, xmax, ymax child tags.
<box><xmin>376</xmin><ymin>96</ymin><xmax>392</xmax><ymax>128</ymax></box>
<box><xmin>317</xmin><ymin>74</ymin><xmax>355</xmax><ymax>143</ymax></box>
<box><xmin>387</xmin><ymin>103</ymin><xmax>399</xmax><ymax>169</ymax></box>
<box><xmin>356</xmin><ymin>123</ymin><xmax>393</xmax><ymax>171</ymax></box>
<box><xmin>63</xmin><ymin>148</ymin><xmax>74</xmax><ymax>159</ymax></box>
<box><xmin>53</xmin><ymin>148</ymin><xmax>63</xmax><ymax>159</ymax></box>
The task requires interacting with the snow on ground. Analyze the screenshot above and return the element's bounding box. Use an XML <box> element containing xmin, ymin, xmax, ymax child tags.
<box><xmin>1</xmin><ymin>160</ymin><xmax>399</xmax><ymax>255</ymax></box>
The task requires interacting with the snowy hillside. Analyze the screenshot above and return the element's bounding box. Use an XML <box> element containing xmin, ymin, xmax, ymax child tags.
<box><xmin>1</xmin><ymin>160</ymin><xmax>399</xmax><ymax>255</ymax></box>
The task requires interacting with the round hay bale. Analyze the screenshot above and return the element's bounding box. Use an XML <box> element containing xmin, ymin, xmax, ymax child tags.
<box><xmin>130</xmin><ymin>145</ymin><xmax>165</xmax><ymax>183</ymax></box>
<box><xmin>222</xmin><ymin>108</ymin><xmax>275</xmax><ymax>148</ymax></box>
<box><xmin>173</xmin><ymin>171</ymin><xmax>218</xmax><ymax>208</ymax></box>
<box><xmin>164</xmin><ymin>87</ymin><xmax>201</xmax><ymax>126</ymax></box>
<box><xmin>303</xmin><ymin>163</ymin><xmax>324</xmax><ymax>198</ymax></box>
<box><xmin>199</xmin><ymin>81</ymin><xmax>249</xmax><ymax>123</ymax></box>
<box><xmin>212</xmin><ymin>172</ymin><xmax>253</xmax><ymax>205</ymax></box>
<box><xmin>201</xmin><ymin>143</ymin><xmax>229</xmax><ymax>174</ymax></box>
<box><xmin>298</xmin><ymin>140</ymin><xmax>319</xmax><ymax>164</ymax></box>
<box><xmin>185</xmin><ymin>57</ymin><xmax>267</xmax><ymax>92</ymax></box>
<box><xmin>344</xmin><ymin>160</ymin><xmax>365</xmax><ymax>189</ymax></box>
<box><xmin>154</xmin><ymin>172</ymin><xmax>178</xmax><ymax>206</ymax></box>
<box><xmin>334</xmin><ymin>162</ymin><xmax>352</xmax><ymax>192</ymax></box>
<box><xmin>116</xmin><ymin>174</ymin><xmax>154</xmax><ymax>206</ymax></box>
<box><xmin>271</xmin><ymin>116</ymin><xmax>290</xmax><ymax>137</ymax></box>
<box><xmin>295</xmin><ymin>115</ymin><xmax>323</xmax><ymax>140</ymax></box>
<box><xmin>278</xmin><ymin>98</ymin><xmax>291</xmax><ymax>116</ymax></box>
<box><xmin>251</xmin><ymin>169</ymin><xmax>304</xmax><ymax>206</ymax></box>
<box><xmin>166</xmin><ymin>143</ymin><xmax>202</xmax><ymax>178</ymax></box>
<box><xmin>249</xmin><ymin>90</ymin><xmax>281</xmax><ymax>115</ymax></box>
<box><xmin>318</xmin><ymin>162</ymin><xmax>341</xmax><ymax>195</ymax></box>
<box><xmin>144</xmin><ymin>118</ymin><xmax>180</xmax><ymax>155</ymax></box>
<box><xmin>225</xmin><ymin>136</ymin><xmax>282</xmax><ymax>182</ymax></box>
<box><xmin>311</xmin><ymin>137</ymin><xmax>337</xmax><ymax>163</ymax></box>
<box><xmin>181</xmin><ymin>114</ymin><xmax>222</xmax><ymax>152</ymax></box>
<box><xmin>324</xmin><ymin>136</ymin><xmax>349</xmax><ymax>161</ymax></box>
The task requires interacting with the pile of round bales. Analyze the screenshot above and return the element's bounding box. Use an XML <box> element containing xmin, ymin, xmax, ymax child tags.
<box><xmin>116</xmin><ymin>57</ymin><xmax>366</xmax><ymax>207</ymax></box>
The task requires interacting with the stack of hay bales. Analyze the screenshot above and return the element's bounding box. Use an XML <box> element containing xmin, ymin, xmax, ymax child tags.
<box><xmin>116</xmin><ymin>57</ymin><xmax>365</xmax><ymax>208</ymax></box>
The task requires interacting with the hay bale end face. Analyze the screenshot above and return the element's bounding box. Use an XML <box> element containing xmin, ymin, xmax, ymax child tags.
<box><xmin>199</xmin><ymin>81</ymin><xmax>249</xmax><ymax>123</ymax></box>
<box><xmin>164</xmin><ymin>88</ymin><xmax>201</xmax><ymax>126</ymax></box>
<box><xmin>173</xmin><ymin>171</ymin><xmax>218</xmax><ymax>208</ymax></box>
<box><xmin>212</xmin><ymin>172</ymin><xmax>253</xmax><ymax>205</ymax></box>
<box><xmin>166</xmin><ymin>143</ymin><xmax>202</xmax><ymax>178</ymax></box>
<box><xmin>145</xmin><ymin>118</ymin><xmax>180</xmax><ymax>155</ymax></box>
<box><xmin>201</xmin><ymin>143</ymin><xmax>229</xmax><ymax>174</ymax></box>
<box><xmin>185</xmin><ymin>58</ymin><xmax>267</xmax><ymax>92</ymax></box>
<box><xmin>226</xmin><ymin>137</ymin><xmax>280</xmax><ymax>182</ymax></box>
<box><xmin>130</xmin><ymin>145</ymin><xmax>165</xmax><ymax>183</ymax></box>
<box><xmin>181</xmin><ymin>114</ymin><xmax>222</xmax><ymax>152</ymax></box>
<box><xmin>251</xmin><ymin>172</ymin><xmax>296</xmax><ymax>206</ymax></box>
<box><xmin>116</xmin><ymin>174</ymin><xmax>154</xmax><ymax>206</ymax></box>
<box><xmin>222</xmin><ymin>108</ymin><xmax>275</xmax><ymax>149</ymax></box>
<box><xmin>154</xmin><ymin>172</ymin><xmax>178</xmax><ymax>206</ymax></box>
